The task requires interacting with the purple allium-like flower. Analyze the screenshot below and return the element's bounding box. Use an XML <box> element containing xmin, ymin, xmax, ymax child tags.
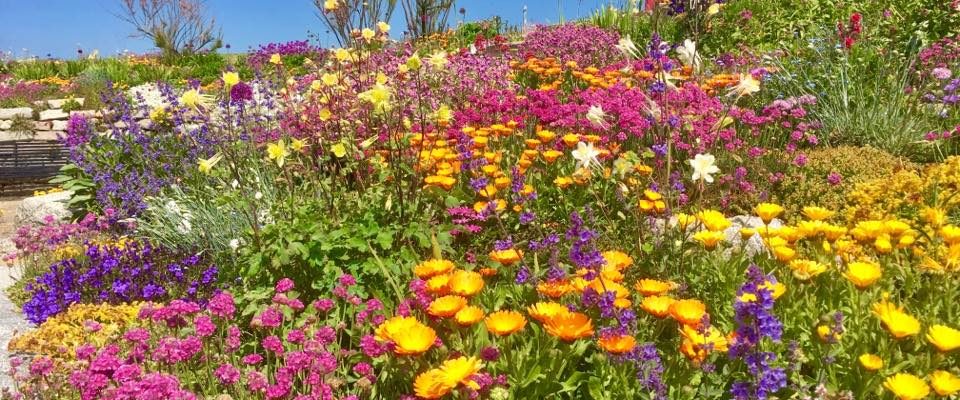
<box><xmin>933</xmin><ymin>67</ymin><xmax>953</xmax><ymax>80</ymax></box>
<box><xmin>827</xmin><ymin>172</ymin><xmax>842</xmax><ymax>186</ymax></box>
<box><xmin>214</xmin><ymin>363</ymin><xmax>240</xmax><ymax>385</ymax></box>
<box><xmin>480</xmin><ymin>346</ymin><xmax>501</xmax><ymax>361</ymax></box>
<box><xmin>230</xmin><ymin>82</ymin><xmax>253</xmax><ymax>103</ymax></box>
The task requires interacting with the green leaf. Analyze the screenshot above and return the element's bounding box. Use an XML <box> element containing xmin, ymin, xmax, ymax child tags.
<box><xmin>376</xmin><ymin>231</ymin><xmax>394</xmax><ymax>250</ymax></box>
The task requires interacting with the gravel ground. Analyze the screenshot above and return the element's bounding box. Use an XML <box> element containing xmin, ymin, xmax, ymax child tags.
<box><xmin>0</xmin><ymin>197</ymin><xmax>29</xmax><ymax>392</ymax></box>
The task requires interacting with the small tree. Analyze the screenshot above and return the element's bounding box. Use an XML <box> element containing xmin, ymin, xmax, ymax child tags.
<box><xmin>315</xmin><ymin>0</ymin><xmax>398</xmax><ymax>46</ymax></box>
<box><xmin>401</xmin><ymin>0</ymin><xmax>454</xmax><ymax>39</ymax></box>
<box><xmin>117</xmin><ymin>0</ymin><xmax>222</xmax><ymax>58</ymax></box>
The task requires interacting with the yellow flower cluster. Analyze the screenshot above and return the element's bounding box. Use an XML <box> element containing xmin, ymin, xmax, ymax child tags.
<box><xmin>9</xmin><ymin>303</ymin><xmax>143</xmax><ymax>360</ymax></box>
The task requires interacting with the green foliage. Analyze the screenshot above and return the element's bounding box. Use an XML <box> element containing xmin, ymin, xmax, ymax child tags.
<box><xmin>50</xmin><ymin>163</ymin><xmax>98</xmax><ymax>219</ymax></box>
<box><xmin>451</xmin><ymin>17</ymin><xmax>503</xmax><ymax>46</ymax></box>
<box><xmin>768</xmin><ymin>36</ymin><xmax>943</xmax><ymax>160</ymax></box>
<box><xmin>775</xmin><ymin>146</ymin><xmax>917</xmax><ymax>217</ymax></box>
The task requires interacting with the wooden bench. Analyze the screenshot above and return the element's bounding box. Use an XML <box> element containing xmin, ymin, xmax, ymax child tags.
<box><xmin>0</xmin><ymin>140</ymin><xmax>69</xmax><ymax>191</ymax></box>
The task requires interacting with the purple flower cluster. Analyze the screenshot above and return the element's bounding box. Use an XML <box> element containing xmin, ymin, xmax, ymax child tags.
<box><xmin>728</xmin><ymin>265</ymin><xmax>787</xmax><ymax>400</ymax></box>
<box><xmin>516</xmin><ymin>24</ymin><xmax>622</xmax><ymax>67</ymax></box>
<box><xmin>247</xmin><ymin>40</ymin><xmax>324</xmax><ymax>68</ymax></box>
<box><xmin>64</xmin><ymin>83</ymin><xmax>219</xmax><ymax>216</ymax></box>
<box><xmin>23</xmin><ymin>240</ymin><xmax>219</xmax><ymax>324</ymax></box>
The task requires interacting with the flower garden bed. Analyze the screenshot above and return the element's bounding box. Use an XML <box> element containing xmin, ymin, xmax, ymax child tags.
<box><xmin>3</xmin><ymin>1</ymin><xmax>960</xmax><ymax>399</ymax></box>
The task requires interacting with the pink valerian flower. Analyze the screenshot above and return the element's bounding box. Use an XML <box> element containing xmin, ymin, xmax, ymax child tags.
<box><xmin>275</xmin><ymin>278</ymin><xmax>295</xmax><ymax>293</ymax></box>
<box><xmin>76</xmin><ymin>343</ymin><xmax>98</xmax><ymax>360</ymax></box>
<box><xmin>359</xmin><ymin>334</ymin><xmax>387</xmax><ymax>357</ymax></box>
<box><xmin>242</xmin><ymin>353</ymin><xmax>264</xmax><ymax>365</ymax></box>
<box><xmin>227</xmin><ymin>325</ymin><xmax>242</xmax><ymax>351</ymax></box>
<box><xmin>28</xmin><ymin>357</ymin><xmax>54</xmax><ymax>377</ymax></box>
<box><xmin>827</xmin><ymin>172</ymin><xmax>843</xmax><ymax>186</ymax></box>
<box><xmin>102</xmin><ymin>372</ymin><xmax>197</xmax><ymax>400</ymax></box>
<box><xmin>312</xmin><ymin>298</ymin><xmax>335</xmax><ymax>312</ymax></box>
<box><xmin>314</xmin><ymin>326</ymin><xmax>337</xmax><ymax>346</ymax></box>
<box><xmin>353</xmin><ymin>362</ymin><xmax>374</xmax><ymax>377</ymax></box>
<box><xmin>84</xmin><ymin>320</ymin><xmax>102</xmax><ymax>333</ymax></box>
<box><xmin>251</xmin><ymin>306</ymin><xmax>283</xmax><ymax>328</ymax></box>
<box><xmin>214</xmin><ymin>363</ymin><xmax>241</xmax><ymax>385</ymax></box>
<box><xmin>193</xmin><ymin>315</ymin><xmax>216</xmax><ymax>337</ymax></box>
<box><xmin>286</xmin><ymin>329</ymin><xmax>306</xmax><ymax>344</ymax></box>
<box><xmin>272</xmin><ymin>293</ymin><xmax>306</xmax><ymax>310</ymax></box>
<box><xmin>123</xmin><ymin>327</ymin><xmax>151</xmax><ymax>344</ymax></box>
<box><xmin>207</xmin><ymin>291</ymin><xmax>236</xmax><ymax>318</ymax></box>
<box><xmin>246</xmin><ymin>370</ymin><xmax>268</xmax><ymax>392</ymax></box>
<box><xmin>113</xmin><ymin>364</ymin><xmax>143</xmax><ymax>383</ymax></box>
<box><xmin>338</xmin><ymin>274</ymin><xmax>357</xmax><ymax>287</ymax></box>
<box><xmin>153</xmin><ymin>336</ymin><xmax>203</xmax><ymax>364</ymax></box>
<box><xmin>262</xmin><ymin>335</ymin><xmax>285</xmax><ymax>355</ymax></box>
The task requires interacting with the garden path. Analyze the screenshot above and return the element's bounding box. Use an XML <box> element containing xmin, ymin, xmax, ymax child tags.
<box><xmin>0</xmin><ymin>197</ymin><xmax>29</xmax><ymax>392</ymax></box>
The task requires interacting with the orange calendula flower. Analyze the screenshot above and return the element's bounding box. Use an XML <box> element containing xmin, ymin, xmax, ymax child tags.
<box><xmin>527</xmin><ymin>302</ymin><xmax>569</xmax><ymax>323</ymax></box>
<box><xmin>489</xmin><ymin>248</ymin><xmax>522</xmax><ymax>266</ymax></box>
<box><xmin>873</xmin><ymin>300</ymin><xmax>921</xmax><ymax>339</ymax></box>
<box><xmin>542</xmin><ymin>150</ymin><xmax>563</xmax><ymax>163</ymax></box>
<box><xmin>635</xmin><ymin>279</ymin><xmax>676</xmax><ymax>296</ymax></box>
<box><xmin>438</xmin><ymin>356</ymin><xmax>484</xmax><ymax>389</ymax></box>
<box><xmin>883</xmin><ymin>373</ymin><xmax>930</xmax><ymax>400</ymax></box>
<box><xmin>485</xmin><ymin>310</ymin><xmax>527</xmax><ymax>336</ymax></box>
<box><xmin>693</xmin><ymin>230</ymin><xmax>726</xmax><ymax>250</ymax></box>
<box><xmin>427</xmin><ymin>295</ymin><xmax>468</xmax><ymax>318</ymax></box>
<box><xmin>802</xmin><ymin>206</ymin><xmax>835</xmax><ymax>221</ymax></box>
<box><xmin>454</xmin><ymin>306</ymin><xmax>486</xmax><ymax>326</ymax></box>
<box><xmin>930</xmin><ymin>370</ymin><xmax>960</xmax><ymax>397</ymax></box>
<box><xmin>754</xmin><ymin>203</ymin><xmax>784</xmax><ymax>224</ymax></box>
<box><xmin>679</xmin><ymin>324</ymin><xmax>729</xmax><ymax>363</ymax></box>
<box><xmin>425</xmin><ymin>274</ymin><xmax>450</xmax><ymax>295</ymax></box>
<box><xmin>602</xmin><ymin>250</ymin><xmax>633</xmax><ymax>270</ymax></box>
<box><xmin>376</xmin><ymin>316</ymin><xmax>437</xmax><ymax>355</ymax></box>
<box><xmin>844</xmin><ymin>260</ymin><xmax>882</xmax><ymax>289</ymax></box>
<box><xmin>788</xmin><ymin>259</ymin><xmax>828</xmax><ymax>281</ymax></box>
<box><xmin>414</xmin><ymin>259</ymin><xmax>455</xmax><ymax>279</ymax></box>
<box><xmin>478</xmin><ymin>267</ymin><xmax>498</xmax><ymax>277</ymax></box>
<box><xmin>640</xmin><ymin>295</ymin><xmax>676</xmax><ymax>318</ymax></box>
<box><xmin>669</xmin><ymin>299</ymin><xmax>707</xmax><ymax>326</ymax></box>
<box><xmin>926</xmin><ymin>324</ymin><xmax>960</xmax><ymax>352</ymax></box>
<box><xmin>537</xmin><ymin>280</ymin><xmax>571</xmax><ymax>298</ymax></box>
<box><xmin>598</xmin><ymin>334</ymin><xmax>637</xmax><ymax>354</ymax></box>
<box><xmin>448</xmin><ymin>270</ymin><xmax>484</xmax><ymax>297</ymax></box>
<box><xmin>543</xmin><ymin>311</ymin><xmax>594</xmax><ymax>342</ymax></box>
<box><xmin>859</xmin><ymin>353</ymin><xmax>883</xmax><ymax>371</ymax></box>
<box><xmin>697</xmin><ymin>210</ymin><xmax>731</xmax><ymax>232</ymax></box>
<box><xmin>414</xmin><ymin>369</ymin><xmax>452</xmax><ymax>399</ymax></box>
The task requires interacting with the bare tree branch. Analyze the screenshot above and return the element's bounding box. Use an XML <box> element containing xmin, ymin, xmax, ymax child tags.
<box><xmin>116</xmin><ymin>0</ymin><xmax>222</xmax><ymax>58</ymax></box>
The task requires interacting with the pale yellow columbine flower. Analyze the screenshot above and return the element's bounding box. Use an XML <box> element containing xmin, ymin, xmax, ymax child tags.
<box><xmin>318</xmin><ymin>108</ymin><xmax>332</xmax><ymax>121</ymax></box>
<box><xmin>377</xmin><ymin>21</ymin><xmax>390</xmax><ymax>33</ymax></box>
<box><xmin>434</xmin><ymin>104</ymin><xmax>452</xmax><ymax>124</ymax></box>
<box><xmin>321</xmin><ymin>73</ymin><xmax>338</xmax><ymax>86</ymax></box>
<box><xmin>269</xmin><ymin>53</ymin><xmax>282</xmax><ymax>65</ymax></box>
<box><xmin>291</xmin><ymin>138</ymin><xmax>307</xmax><ymax>152</ymax></box>
<box><xmin>197</xmin><ymin>153</ymin><xmax>223</xmax><ymax>174</ymax></box>
<box><xmin>267</xmin><ymin>140</ymin><xmax>289</xmax><ymax>168</ymax></box>
<box><xmin>689</xmin><ymin>153</ymin><xmax>720</xmax><ymax>183</ymax></box>
<box><xmin>729</xmin><ymin>74</ymin><xmax>760</xmax><ymax>98</ymax></box>
<box><xmin>428</xmin><ymin>51</ymin><xmax>448</xmax><ymax>70</ymax></box>
<box><xmin>180</xmin><ymin>88</ymin><xmax>212</xmax><ymax>110</ymax></box>
<box><xmin>359</xmin><ymin>84</ymin><xmax>391</xmax><ymax>111</ymax></box>
<box><xmin>222</xmin><ymin>72</ymin><xmax>240</xmax><ymax>88</ymax></box>
<box><xmin>323</xmin><ymin>0</ymin><xmax>338</xmax><ymax>11</ymax></box>
<box><xmin>406</xmin><ymin>53</ymin><xmax>422</xmax><ymax>70</ymax></box>
<box><xmin>707</xmin><ymin>3</ymin><xmax>722</xmax><ymax>15</ymax></box>
<box><xmin>361</xmin><ymin>28</ymin><xmax>376</xmax><ymax>42</ymax></box>
<box><xmin>310</xmin><ymin>80</ymin><xmax>322</xmax><ymax>91</ymax></box>
<box><xmin>331</xmin><ymin>143</ymin><xmax>347</xmax><ymax>158</ymax></box>
<box><xmin>333</xmin><ymin>48</ymin><xmax>351</xmax><ymax>62</ymax></box>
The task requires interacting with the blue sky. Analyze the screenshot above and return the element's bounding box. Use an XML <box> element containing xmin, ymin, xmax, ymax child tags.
<box><xmin>0</xmin><ymin>0</ymin><xmax>613</xmax><ymax>59</ymax></box>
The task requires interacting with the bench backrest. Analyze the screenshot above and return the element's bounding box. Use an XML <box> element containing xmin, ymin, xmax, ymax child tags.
<box><xmin>0</xmin><ymin>140</ymin><xmax>70</xmax><ymax>180</ymax></box>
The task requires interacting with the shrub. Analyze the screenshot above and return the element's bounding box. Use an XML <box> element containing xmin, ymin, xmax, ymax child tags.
<box><xmin>22</xmin><ymin>239</ymin><xmax>219</xmax><ymax>325</ymax></box>
<box><xmin>775</xmin><ymin>146</ymin><xmax>916</xmax><ymax>218</ymax></box>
